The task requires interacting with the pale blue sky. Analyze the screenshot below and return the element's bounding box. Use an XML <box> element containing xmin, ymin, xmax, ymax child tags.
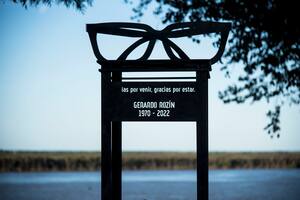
<box><xmin>0</xmin><ymin>1</ymin><xmax>299</xmax><ymax>152</ymax></box>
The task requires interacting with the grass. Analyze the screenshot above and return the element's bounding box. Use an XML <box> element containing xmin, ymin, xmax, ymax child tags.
<box><xmin>0</xmin><ymin>151</ymin><xmax>300</xmax><ymax>172</ymax></box>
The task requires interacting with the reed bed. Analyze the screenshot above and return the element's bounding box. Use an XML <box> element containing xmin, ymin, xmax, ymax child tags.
<box><xmin>1</xmin><ymin>151</ymin><xmax>299</xmax><ymax>172</ymax></box>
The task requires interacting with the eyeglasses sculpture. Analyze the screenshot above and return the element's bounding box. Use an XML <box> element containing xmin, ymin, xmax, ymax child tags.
<box><xmin>86</xmin><ymin>21</ymin><xmax>230</xmax><ymax>200</ymax></box>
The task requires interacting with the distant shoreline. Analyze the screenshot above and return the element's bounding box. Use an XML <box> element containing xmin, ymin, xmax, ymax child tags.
<box><xmin>1</xmin><ymin>151</ymin><xmax>300</xmax><ymax>172</ymax></box>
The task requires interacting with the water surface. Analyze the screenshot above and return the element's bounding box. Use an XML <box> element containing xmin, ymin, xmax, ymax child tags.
<box><xmin>1</xmin><ymin>169</ymin><xmax>300</xmax><ymax>200</ymax></box>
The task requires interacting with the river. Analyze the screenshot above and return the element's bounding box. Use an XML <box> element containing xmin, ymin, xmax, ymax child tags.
<box><xmin>1</xmin><ymin>169</ymin><xmax>300</xmax><ymax>200</ymax></box>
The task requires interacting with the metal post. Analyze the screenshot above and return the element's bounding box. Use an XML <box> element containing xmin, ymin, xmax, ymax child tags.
<box><xmin>112</xmin><ymin>72</ymin><xmax>122</xmax><ymax>200</ymax></box>
<box><xmin>101</xmin><ymin>72</ymin><xmax>113</xmax><ymax>200</ymax></box>
<box><xmin>196</xmin><ymin>70</ymin><xmax>209</xmax><ymax>200</ymax></box>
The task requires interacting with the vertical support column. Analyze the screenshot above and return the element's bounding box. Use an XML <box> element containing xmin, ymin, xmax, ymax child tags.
<box><xmin>196</xmin><ymin>70</ymin><xmax>209</xmax><ymax>200</ymax></box>
<box><xmin>111</xmin><ymin>72</ymin><xmax>122</xmax><ymax>200</ymax></box>
<box><xmin>101</xmin><ymin>71</ymin><xmax>113</xmax><ymax>200</ymax></box>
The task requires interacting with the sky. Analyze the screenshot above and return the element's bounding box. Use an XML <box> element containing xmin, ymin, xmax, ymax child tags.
<box><xmin>0</xmin><ymin>0</ymin><xmax>299</xmax><ymax>152</ymax></box>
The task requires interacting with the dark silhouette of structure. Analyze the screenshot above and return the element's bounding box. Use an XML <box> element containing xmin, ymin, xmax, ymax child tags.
<box><xmin>86</xmin><ymin>21</ymin><xmax>230</xmax><ymax>200</ymax></box>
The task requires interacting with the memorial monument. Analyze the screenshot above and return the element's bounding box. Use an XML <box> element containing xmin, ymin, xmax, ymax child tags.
<box><xmin>86</xmin><ymin>21</ymin><xmax>230</xmax><ymax>200</ymax></box>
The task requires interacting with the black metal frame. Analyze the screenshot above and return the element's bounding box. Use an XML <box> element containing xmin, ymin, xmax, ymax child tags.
<box><xmin>86</xmin><ymin>21</ymin><xmax>230</xmax><ymax>200</ymax></box>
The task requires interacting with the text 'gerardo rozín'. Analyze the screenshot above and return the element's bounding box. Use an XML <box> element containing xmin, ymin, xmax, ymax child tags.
<box><xmin>133</xmin><ymin>101</ymin><xmax>175</xmax><ymax>118</ymax></box>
